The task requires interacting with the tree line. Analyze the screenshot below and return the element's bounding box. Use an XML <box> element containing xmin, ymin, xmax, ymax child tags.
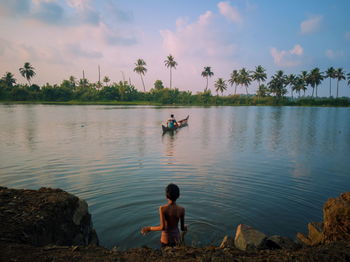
<box><xmin>1</xmin><ymin>58</ymin><xmax>350</xmax><ymax>106</ymax></box>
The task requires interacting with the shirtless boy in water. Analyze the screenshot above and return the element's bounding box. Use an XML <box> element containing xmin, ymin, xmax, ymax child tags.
<box><xmin>141</xmin><ymin>184</ymin><xmax>187</xmax><ymax>247</ymax></box>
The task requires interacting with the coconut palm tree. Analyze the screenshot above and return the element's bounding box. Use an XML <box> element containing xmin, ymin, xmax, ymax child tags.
<box><xmin>1</xmin><ymin>72</ymin><xmax>16</xmax><ymax>88</ymax></box>
<box><xmin>308</xmin><ymin>68</ymin><xmax>323</xmax><ymax>97</ymax></box>
<box><xmin>201</xmin><ymin>66</ymin><xmax>214</xmax><ymax>91</ymax></box>
<box><xmin>256</xmin><ymin>84</ymin><xmax>269</xmax><ymax>97</ymax></box>
<box><xmin>300</xmin><ymin>71</ymin><xmax>309</xmax><ymax>96</ymax></box>
<box><xmin>214</xmin><ymin>78</ymin><xmax>227</xmax><ymax>96</ymax></box>
<box><xmin>103</xmin><ymin>76</ymin><xmax>110</xmax><ymax>87</ymax></box>
<box><xmin>334</xmin><ymin>68</ymin><xmax>346</xmax><ymax>98</ymax></box>
<box><xmin>238</xmin><ymin>68</ymin><xmax>251</xmax><ymax>95</ymax></box>
<box><xmin>251</xmin><ymin>65</ymin><xmax>267</xmax><ymax>90</ymax></box>
<box><xmin>287</xmin><ymin>74</ymin><xmax>297</xmax><ymax>98</ymax></box>
<box><xmin>68</xmin><ymin>76</ymin><xmax>76</xmax><ymax>90</ymax></box>
<box><xmin>164</xmin><ymin>55</ymin><xmax>178</xmax><ymax>89</ymax></box>
<box><xmin>19</xmin><ymin>62</ymin><xmax>36</xmax><ymax>85</ymax></box>
<box><xmin>228</xmin><ymin>70</ymin><xmax>239</xmax><ymax>95</ymax></box>
<box><xmin>347</xmin><ymin>72</ymin><xmax>350</xmax><ymax>87</ymax></box>
<box><xmin>79</xmin><ymin>78</ymin><xmax>89</xmax><ymax>88</ymax></box>
<box><xmin>325</xmin><ymin>67</ymin><xmax>336</xmax><ymax>97</ymax></box>
<box><xmin>292</xmin><ymin>76</ymin><xmax>305</xmax><ymax>98</ymax></box>
<box><xmin>133</xmin><ymin>58</ymin><xmax>147</xmax><ymax>92</ymax></box>
<box><xmin>268</xmin><ymin>70</ymin><xmax>287</xmax><ymax>99</ymax></box>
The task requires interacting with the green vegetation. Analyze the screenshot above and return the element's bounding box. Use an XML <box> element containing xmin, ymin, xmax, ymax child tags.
<box><xmin>1</xmin><ymin>62</ymin><xmax>350</xmax><ymax>107</ymax></box>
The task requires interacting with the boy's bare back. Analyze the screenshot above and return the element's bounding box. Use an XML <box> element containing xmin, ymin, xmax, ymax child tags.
<box><xmin>161</xmin><ymin>203</ymin><xmax>185</xmax><ymax>230</ymax></box>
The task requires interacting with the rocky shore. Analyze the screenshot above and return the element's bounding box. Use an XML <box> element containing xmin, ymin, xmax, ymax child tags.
<box><xmin>1</xmin><ymin>186</ymin><xmax>349</xmax><ymax>262</ymax></box>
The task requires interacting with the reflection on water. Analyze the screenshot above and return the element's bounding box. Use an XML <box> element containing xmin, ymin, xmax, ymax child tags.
<box><xmin>0</xmin><ymin>105</ymin><xmax>349</xmax><ymax>249</ymax></box>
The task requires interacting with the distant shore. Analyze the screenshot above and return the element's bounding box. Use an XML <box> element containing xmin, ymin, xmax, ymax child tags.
<box><xmin>1</xmin><ymin>97</ymin><xmax>350</xmax><ymax>107</ymax></box>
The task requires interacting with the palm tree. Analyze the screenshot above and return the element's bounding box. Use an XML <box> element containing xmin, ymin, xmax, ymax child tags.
<box><xmin>133</xmin><ymin>58</ymin><xmax>147</xmax><ymax>92</ymax></box>
<box><xmin>308</xmin><ymin>68</ymin><xmax>323</xmax><ymax>97</ymax></box>
<box><xmin>268</xmin><ymin>70</ymin><xmax>287</xmax><ymax>99</ymax></box>
<box><xmin>239</xmin><ymin>68</ymin><xmax>251</xmax><ymax>95</ymax></box>
<box><xmin>334</xmin><ymin>68</ymin><xmax>346</xmax><ymax>98</ymax></box>
<box><xmin>79</xmin><ymin>78</ymin><xmax>89</xmax><ymax>88</ymax></box>
<box><xmin>19</xmin><ymin>62</ymin><xmax>36</xmax><ymax>85</ymax></box>
<box><xmin>201</xmin><ymin>66</ymin><xmax>214</xmax><ymax>91</ymax></box>
<box><xmin>228</xmin><ymin>70</ymin><xmax>239</xmax><ymax>95</ymax></box>
<box><xmin>68</xmin><ymin>76</ymin><xmax>76</xmax><ymax>90</ymax></box>
<box><xmin>256</xmin><ymin>84</ymin><xmax>269</xmax><ymax>97</ymax></box>
<box><xmin>164</xmin><ymin>55</ymin><xmax>178</xmax><ymax>89</ymax></box>
<box><xmin>103</xmin><ymin>76</ymin><xmax>110</xmax><ymax>87</ymax></box>
<box><xmin>347</xmin><ymin>72</ymin><xmax>350</xmax><ymax>87</ymax></box>
<box><xmin>214</xmin><ymin>78</ymin><xmax>227</xmax><ymax>96</ymax></box>
<box><xmin>325</xmin><ymin>67</ymin><xmax>336</xmax><ymax>97</ymax></box>
<box><xmin>292</xmin><ymin>77</ymin><xmax>305</xmax><ymax>98</ymax></box>
<box><xmin>287</xmin><ymin>74</ymin><xmax>296</xmax><ymax>98</ymax></box>
<box><xmin>251</xmin><ymin>65</ymin><xmax>267</xmax><ymax>91</ymax></box>
<box><xmin>300</xmin><ymin>71</ymin><xmax>309</xmax><ymax>96</ymax></box>
<box><xmin>1</xmin><ymin>72</ymin><xmax>16</xmax><ymax>88</ymax></box>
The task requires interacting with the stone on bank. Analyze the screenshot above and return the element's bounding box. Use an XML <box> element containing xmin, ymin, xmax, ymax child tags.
<box><xmin>234</xmin><ymin>224</ymin><xmax>267</xmax><ymax>251</ymax></box>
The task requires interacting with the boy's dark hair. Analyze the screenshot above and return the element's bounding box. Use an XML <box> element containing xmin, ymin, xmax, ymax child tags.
<box><xmin>171</xmin><ymin>114</ymin><xmax>174</xmax><ymax>118</ymax></box>
<box><xmin>166</xmin><ymin>183</ymin><xmax>180</xmax><ymax>201</ymax></box>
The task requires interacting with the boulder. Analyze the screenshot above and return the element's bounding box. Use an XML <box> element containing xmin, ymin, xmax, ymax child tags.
<box><xmin>234</xmin><ymin>224</ymin><xmax>267</xmax><ymax>251</ymax></box>
<box><xmin>308</xmin><ymin>222</ymin><xmax>324</xmax><ymax>245</ymax></box>
<box><xmin>0</xmin><ymin>187</ymin><xmax>99</xmax><ymax>246</ymax></box>
<box><xmin>323</xmin><ymin>192</ymin><xmax>350</xmax><ymax>243</ymax></box>
<box><xmin>219</xmin><ymin>235</ymin><xmax>235</xmax><ymax>248</ymax></box>
<box><xmin>296</xmin><ymin>222</ymin><xmax>324</xmax><ymax>246</ymax></box>
<box><xmin>267</xmin><ymin>235</ymin><xmax>299</xmax><ymax>250</ymax></box>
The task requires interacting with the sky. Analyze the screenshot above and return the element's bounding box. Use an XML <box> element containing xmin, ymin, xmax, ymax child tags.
<box><xmin>0</xmin><ymin>0</ymin><xmax>350</xmax><ymax>97</ymax></box>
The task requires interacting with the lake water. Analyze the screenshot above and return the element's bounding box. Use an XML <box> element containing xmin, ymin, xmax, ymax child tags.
<box><xmin>0</xmin><ymin>104</ymin><xmax>349</xmax><ymax>249</ymax></box>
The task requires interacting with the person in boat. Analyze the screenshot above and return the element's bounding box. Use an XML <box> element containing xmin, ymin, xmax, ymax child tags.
<box><xmin>141</xmin><ymin>183</ymin><xmax>187</xmax><ymax>247</ymax></box>
<box><xmin>167</xmin><ymin>114</ymin><xmax>178</xmax><ymax>128</ymax></box>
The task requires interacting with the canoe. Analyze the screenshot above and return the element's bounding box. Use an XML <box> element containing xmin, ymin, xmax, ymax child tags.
<box><xmin>162</xmin><ymin>115</ymin><xmax>189</xmax><ymax>132</ymax></box>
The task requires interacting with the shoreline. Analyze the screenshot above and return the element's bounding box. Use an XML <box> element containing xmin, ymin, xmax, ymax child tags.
<box><xmin>1</xmin><ymin>186</ymin><xmax>349</xmax><ymax>261</ymax></box>
<box><xmin>1</xmin><ymin>99</ymin><xmax>350</xmax><ymax>107</ymax></box>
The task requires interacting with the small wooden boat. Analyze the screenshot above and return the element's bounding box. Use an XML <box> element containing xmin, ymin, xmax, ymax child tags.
<box><xmin>162</xmin><ymin>115</ymin><xmax>189</xmax><ymax>132</ymax></box>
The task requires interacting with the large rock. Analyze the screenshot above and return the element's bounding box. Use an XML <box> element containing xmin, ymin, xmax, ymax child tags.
<box><xmin>323</xmin><ymin>192</ymin><xmax>350</xmax><ymax>243</ymax></box>
<box><xmin>0</xmin><ymin>187</ymin><xmax>99</xmax><ymax>246</ymax></box>
<box><xmin>296</xmin><ymin>222</ymin><xmax>324</xmax><ymax>246</ymax></box>
<box><xmin>308</xmin><ymin>222</ymin><xmax>324</xmax><ymax>244</ymax></box>
<box><xmin>234</xmin><ymin>224</ymin><xmax>267</xmax><ymax>251</ymax></box>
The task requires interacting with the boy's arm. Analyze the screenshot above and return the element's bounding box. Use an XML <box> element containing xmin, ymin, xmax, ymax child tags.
<box><xmin>141</xmin><ymin>206</ymin><xmax>165</xmax><ymax>234</ymax></box>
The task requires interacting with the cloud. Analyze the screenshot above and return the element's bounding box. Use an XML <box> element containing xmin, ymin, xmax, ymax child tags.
<box><xmin>290</xmin><ymin>44</ymin><xmax>303</xmax><ymax>55</ymax></box>
<box><xmin>0</xmin><ymin>0</ymin><xmax>101</xmax><ymax>26</ymax></box>
<box><xmin>65</xmin><ymin>43</ymin><xmax>103</xmax><ymax>59</ymax></box>
<box><xmin>160</xmin><ymin>11</ymin><xmax>236</xmax><ymax>60</ymax></box>
<box><xmin>218</xmin><ymin>1</ymin><xmax>242</xmax><ymax>23</ymax></box>
<box><xmin>300</xmin><ymin>15</ymin><xmax>322</xmax><ymax>35</ymax></box>
<box><xmin>325</xmin><ymin>49</ymin><xmax>344</xmax><ymax>60</ymax></box>
<box><xmin>32</xmin><ymin>1</ymin><xmax>65</xmax><ymax>24</ymax></box>
<box><xmin>270</xmin><ymin>44</ymin><xmax>303</xmax><ymax>67</ymax></box>
<box><xmin>0</xmin><ymin>0</ymin><xmax>31</xmax><ymax>16</ymax></box>
<box><xmin>0</xmin><ymin>38</ymin><xmax>11</xmax><ymax>56</ymax></box>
